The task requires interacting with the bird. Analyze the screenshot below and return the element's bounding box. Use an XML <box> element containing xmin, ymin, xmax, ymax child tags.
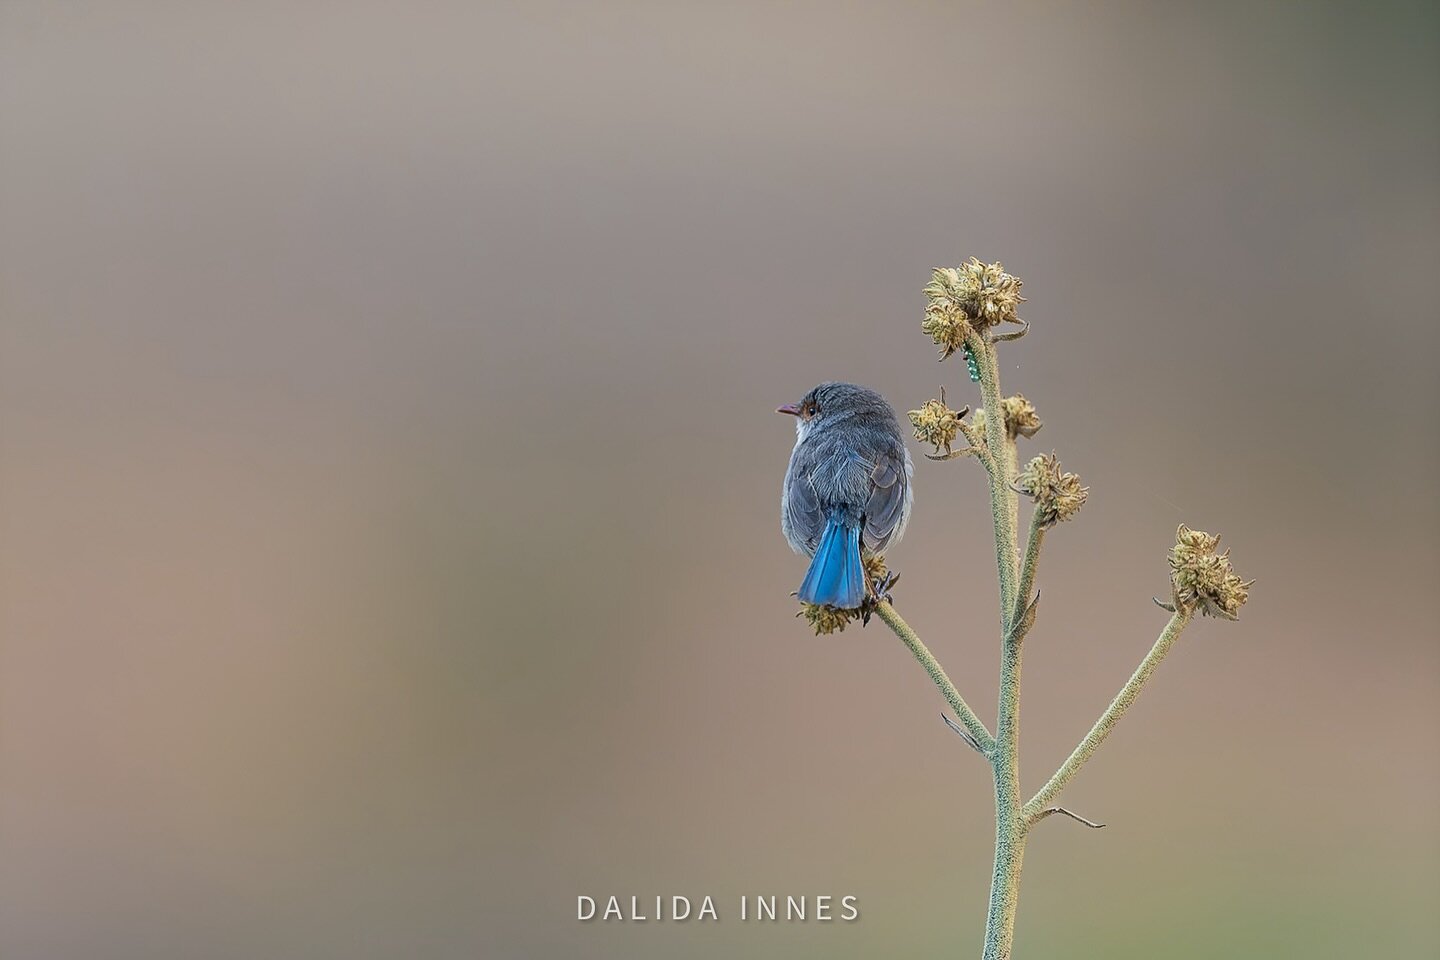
<box><xmin>778</xmin><ymin>382</ymin><xmax>913</xmax><ymax>610</ymax></box>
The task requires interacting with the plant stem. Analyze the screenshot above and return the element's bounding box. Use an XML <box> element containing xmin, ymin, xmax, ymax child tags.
<box><xmin>873</xmin><ymin>600</ymin><xmax>995</xmax><ymax>754</ymax></box>
<box><xmin>984</xmin><ymin>631</ymin><xmax>1026</xmax><ymax>959</ymax></box>
<box><xmin>1024</xmin><ymin>608</ymin><xmax>1194</xmax><ymax>819</ymax></box>
<box><xmin>968</xmin><ymin>333</ymin><xmax>1021</xmax><ymax>622</ymax></box>
<box><xmin>967</xmin><ymin>332</ymin><xmax>1029</xmax><ymax>959</ymax></box>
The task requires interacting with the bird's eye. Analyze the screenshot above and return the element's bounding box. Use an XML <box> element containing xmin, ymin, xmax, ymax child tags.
<box><xmin>805</xmin><ymin>403</ymin><xmax>818</xmax><ymax>418</ymax></box>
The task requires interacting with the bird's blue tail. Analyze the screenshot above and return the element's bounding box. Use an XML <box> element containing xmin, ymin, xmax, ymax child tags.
<box><xmin>797</xmin><ymin>515</ymin><xmax>866</xmax><ymax>610</ymax></box>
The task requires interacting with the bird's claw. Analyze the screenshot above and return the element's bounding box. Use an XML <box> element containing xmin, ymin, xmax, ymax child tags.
<box><xmin>859</xmin><ymin>571</ymin><xmax>901</xmax><ymax>624</ymax></box>
<box><xmin>875</xmin><ymin>570</ymin><xmax>900</xmax><ymax>600</ymax></box>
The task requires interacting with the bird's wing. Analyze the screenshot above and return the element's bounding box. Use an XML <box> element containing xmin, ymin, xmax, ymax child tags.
<box><xmin>783</xmin><ymin>459</ymin><xmax>825</xmax><ymax>554</ymax></box>
<box><xmin>863</xmin><ymin>448</ymin><xmax>910</xmax><ymax>553</ymax></box>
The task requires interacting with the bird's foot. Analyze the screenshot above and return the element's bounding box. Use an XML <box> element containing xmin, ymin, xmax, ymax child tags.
<box><xmin>859</xmin><ymin>571</ymin><xmax>900</xmax><ymax>625</ymax></box>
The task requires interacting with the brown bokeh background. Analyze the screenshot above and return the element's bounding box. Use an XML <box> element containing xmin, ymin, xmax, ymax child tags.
<box><xmin>2</xmin><ymin>3</ymin><xmax>1437</xmax><ymax>958</ymax></box>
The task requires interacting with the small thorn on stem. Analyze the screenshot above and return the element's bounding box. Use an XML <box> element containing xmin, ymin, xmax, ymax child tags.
<box><xmin>1152</xmin><ymin>596</ymin><xmax>1177</xmax><ymax>612</ymax></box>
<box><xmin>941</xmin><ymin>712</ymin><xmax>985</xmax><ymax>755</ymax></box>
<box><xmin>1033</xmin><ymin>806</ymin><xmax>1106</xmax><ymax>829</ymax></box>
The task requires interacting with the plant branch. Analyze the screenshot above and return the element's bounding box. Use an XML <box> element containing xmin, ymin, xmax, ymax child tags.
<box><xmin>1012</xmin><ymin>511</ymin><xmax>1046</xmax><ymax>639</ymax></box>
<box><xmin>873</xmin><ymin>600</ymin><xmax>995</xmax><ymax>754</ymax></box>
<box><xmin>968</xmin><ymin>331</ymin><xmax>1021</xmax><ymax>625</ymax></box>
<box><xmin>1023</xmin><ymin>608</ymin><xmax>1194</xmax><ymax>818</ymax></box>
<box><xmin>964</xmin><ymin>332</ymin><xmax>1030</xmax><ymax>960</ymax></box>
<box><xmin>983</xmin><ymin>628</ymin><xmax>1026</xmax><ymax>960</ymax></box>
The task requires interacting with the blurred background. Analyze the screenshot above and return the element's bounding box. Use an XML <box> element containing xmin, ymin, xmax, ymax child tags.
<box><xmin>2</xmin><ymin>2</ymin><xmax>1437</xmax><ymax>958</ymax></box>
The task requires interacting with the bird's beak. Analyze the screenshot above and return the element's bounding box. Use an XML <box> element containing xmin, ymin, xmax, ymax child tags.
<box><xmin>776</xmin><ymin>403</ymin><xmax>801</xmax><ymax>417</ymax></box>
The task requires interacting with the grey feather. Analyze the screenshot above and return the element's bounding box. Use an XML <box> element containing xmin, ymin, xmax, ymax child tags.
<box><xmin>779</xmin><ymin>382</ymin><xmax>913</xmax><ymax>559</ymax></box>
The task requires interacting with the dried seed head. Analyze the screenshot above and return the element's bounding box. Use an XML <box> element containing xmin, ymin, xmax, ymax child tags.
<box><xmin>971</xmin><ymin>395</ymin><xmax>1043</xmax><ymax>444</ymax></box>
<box><xmin>962</xmin><ymin>258</ymin><xmax>1024</xmax><ymax>328</ymax></box>
<box><xmin>797</xmin><ymin>601</ymin><xmax>859</xmax><ymax>635</ymax></box>
<box><xmin>1017</xmin><ymin>453</ymin><xmax>1088</xmax><ymax>526</ymax></box>
<box><xmin>1169</xmin><ymin>524</ymin><xmax>1253</xmax><ymax>620</ymax></box>
<box><xmin>922</xmin><ymin>259</ymin><xmax>1026</xmax><ymax>359</ymax></box>
<box><xmin>1001</xmin><ymin>395</ymin><xmax>1043</xmax><ymax>439</ymax></box>
<box><xmin>908</xmin><ymin>396</ymin><xmax>965</xmax><ymax>457</ymax></box>
<box><xmin>922</xmin><ymin>268</ymin><xmax>972</xmax><ymax>360</ymax></box>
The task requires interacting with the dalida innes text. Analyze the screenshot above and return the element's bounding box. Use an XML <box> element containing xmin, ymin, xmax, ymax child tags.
<box><xmin>578</xmin><ymin>894</ymin><xmax>859</xmax><ymax>922</ymax></box>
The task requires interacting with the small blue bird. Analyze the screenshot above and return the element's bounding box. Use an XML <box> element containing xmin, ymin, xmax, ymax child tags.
<box><xmin>779</xmin><ymin>382</ymin><xmax>913</xmax><ymax>610</ymax></box>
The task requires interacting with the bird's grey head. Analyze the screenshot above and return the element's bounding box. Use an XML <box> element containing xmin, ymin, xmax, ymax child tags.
<box><xmin>777</xmin><ymin>381</ymin><xmax>893</xmax><ymax>441</ymax></box>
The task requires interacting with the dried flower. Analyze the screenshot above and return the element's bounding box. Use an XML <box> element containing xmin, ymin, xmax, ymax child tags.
<box><xmin>922</xmin><ymin>267</ymin><xmax>972</xmax><ymax>359</ymax></box>
<box><xmin>797</xmin><ymin>602</ymin><xmax>859</xmax><ymax>634</ymax></box>
<box><xmin>1000</xmin><ymin>395</ymin><xmax>1042</xmax><ymax>439</ymax></box>
<box><xmin>971</xmin><ymin>395</ymin><xmax>1043</xmax><ymax>444</ymax></box>
<box><xmin>1017</xmin><ymin>453</ymin><xmax>1088</xmax><ymax>526</ymax></box>
<box><xmin>1169</xmin><ymin>524</ymin><xmax>1252</xmax><ymax>620</ymax></box>
<box><xmin>908</xmin><ymin>391</ymin><xmax>970</xmax><ymax>459</ymax></box>
<box><xmin>922</xmin><ymin>259</ymin><xmax>1026</xmax><ymax>359</ymax></box>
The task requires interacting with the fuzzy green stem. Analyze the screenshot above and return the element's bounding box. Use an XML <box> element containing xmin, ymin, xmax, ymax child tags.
<box><xmin>964</xmin><ymin>330</ymin><xmax>1029</xmax><ymax>960</ymax></box>
<box><xmin>873</xmin><ymin>600</ymin><xmax>995</xmax><ymax>754</ymax></box>
<box><xmin>984</xmin><ymin>629</ymin><xmax>1026</xmax><ymax>959</ymax></box>
<box><xmin>1023</xmin><ymin>609</ymin><xmax>1194</xmax><ymax>819</ymax></box>
<box><xmin>968</xmin><ymin>332</ymin><xmax>1021</xmax><ymax>622</ymax></box>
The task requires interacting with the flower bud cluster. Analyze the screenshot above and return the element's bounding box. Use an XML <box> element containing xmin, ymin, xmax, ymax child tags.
<box><xmin>908</xmin><ymin>396</ymin><xmax>966</xmax><ymax>458</ymax></box>
<box><xmin>1169</xmin><ymin>525</ymin><xmax>1252</xmax><ymax>620</ymax></box>
<box><xmin>971</xmin><ymin>395</ymin><xmax>1043</xmax><ymax>443</ymax></box>
<box><xmin>1017</xmin><ymin>453</ymin><xmax>1088</xmax><ymax>526</ymax></box>
<box><xmin>922</xmin><ymin>259</ymin><xmax>1026</xmax><ymax>359</ymax></box>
